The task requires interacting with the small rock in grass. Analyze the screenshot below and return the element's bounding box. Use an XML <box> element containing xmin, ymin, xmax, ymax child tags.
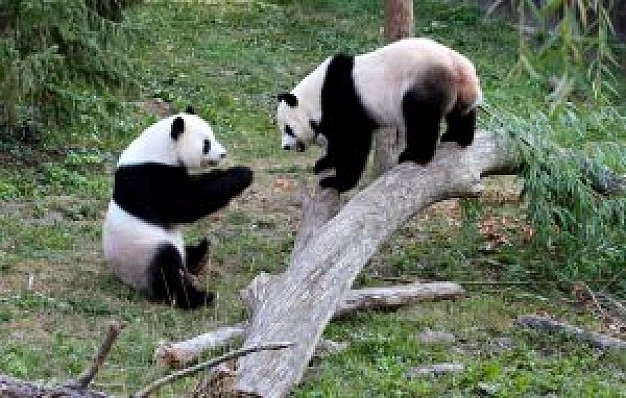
<box><xmin>407</xmin><ymin>363</ymin><xmax>465</xmax><ymax>378</ymax></box>
<box><xmin>416</xmin><ymin>329</ymin><xmax>456</xmax><ymax>344</ymax></box>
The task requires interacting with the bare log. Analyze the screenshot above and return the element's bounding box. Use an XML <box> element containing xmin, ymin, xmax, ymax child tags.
<box><xmin>156</xmin><ymin>282</ymin><xmax>464</xmax><ymax>368</ymax></box>
<box><xmin>0</xmin><ymin>375</ymin><xmax>112</xmax><ymax>398</ymax></box>
<box><xmin>232</xmin><ymin>131</ymin><xmax>515</xmax><ymax>397</ymax></box>
<box><xmin>516</xmin><ymin>315</ymin><xmax>626</xmax><ymax>350</ymax></box>
<box><xmin>335</xmin><ymin>281</ymin><xmax>465</xmax><ymax>318</ymax></box>
<box><xmin>292</xmin><ymin>184</ymin><xmax>339</xmax><ymax>255</ymax></box>
<box><xmin>154</xmin><ymin>324</ymin><xmax>247</xmax><ymax>368</ymax></box>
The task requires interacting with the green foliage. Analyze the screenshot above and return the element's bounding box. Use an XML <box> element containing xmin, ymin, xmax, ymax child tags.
<box><xmin>484</xmin><ymin>105</ymin><xmax>626</xmax><ymax>292</ymax></box>
<box><xmin>511</xmin><ymin>0</ymin><xmax>621</xmax><ymax>106</ymax></box>
<box><xmin>0</xmin><ymin>0</ymin><xmax>139</xmax><ymax>141</ymax></box>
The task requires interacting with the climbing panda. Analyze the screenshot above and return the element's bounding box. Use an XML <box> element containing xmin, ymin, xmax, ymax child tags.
<box><xmin>277</xmin><ymin>37</ymin><xmax>482</xmax><ymax>193</ymax></box>
<box><xmin>102</xmin><ymin>106</ymin><xmax>253</xmax><ymax>309</ymax></box>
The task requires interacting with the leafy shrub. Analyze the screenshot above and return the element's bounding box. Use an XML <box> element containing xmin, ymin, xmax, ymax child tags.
<box><xmin>510</xmin><ymin>0</ymin><xmax>621</xmax><ymax>106</ymax></box>
<box><xmin>0</xmin><ymin>0</ymin><xmax>140</xmax><ymax>142</ymax></box>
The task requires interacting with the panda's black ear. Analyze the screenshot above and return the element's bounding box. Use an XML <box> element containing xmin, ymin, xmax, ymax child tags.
<box><xmin>171</xmin><ymin>116</ymin><xmax>185</xmax><ymax>140</ymax></box>
<box><xmin>277</xmin><ymin>93</ymin><xmax>298</xmax><ymax>107</ymax></box>
<box><xmin>184</xmin><ymin>105</ymin><xmax>195</xmax><ymax>115</ymax></box>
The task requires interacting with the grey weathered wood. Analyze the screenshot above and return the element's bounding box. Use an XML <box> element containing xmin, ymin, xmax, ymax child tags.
<box><xmin>0</xmin><ymin>375</ymin><xmax>112</xmax><ymax>398</ymax></box>
<box><xmin>156</xmin><ymin>282</ymin><xmax>463</xmax><ymax>369</ymax></box>
<box><xmin>334</xmin><ymin>281</ymin><xmax>465</xmax><ymax>318</ymax></box>
<box><xmin>154</xmin><ymin>324</ymin><xmax>247</xmax><ymax>368</ymax></box>
<box><xmin>516</xmin><ymin>315</ymin><xmax>626</xmax><ymax>350</ymax></box>
<box><xmin>232</xmin><ymin>131</ymin><xmax>515</xmax><ymax>397</ymax></box>
<box><xmin>292</xmin><ymin>184</ymin><xmax>339</xmax><ymax>255</ymax></box>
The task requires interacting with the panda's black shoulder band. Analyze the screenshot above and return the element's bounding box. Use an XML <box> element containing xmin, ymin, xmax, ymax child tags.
<box><xmin>171</xmin><ymin>116</ymin><xmax>185</xmax><ymax>140</ymax></box>
<box><xmin>277</xmin><ymin>93</ymin><xmax>298</xmax><ymax>107</ymax></box>
<box><xmin>310</xmin><ymin>120</ymin><xmax>320</xmax><ymax>136</ymax></box>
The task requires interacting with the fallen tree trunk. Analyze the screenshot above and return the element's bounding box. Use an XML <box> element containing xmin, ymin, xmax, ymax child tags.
<box><xmin>516</xmin><ymin>314</ymin><xmax>626</xmax><ymax>350</ymax></box>
<box><xmin>155</xmin><ymin>281</ymin><xmax>465</xmax><ymax>367</ymax></box>
<box><xmin>0</xmin><ymin>374</ymin><xmax>112</xmax><ymax>398</ymax></box>
<box><xmin>334</xmin><ymin>281</ymin><xmax>465</xmax><ymax>318</ymax></box>
<box><xmin>232</xmin><ymin>131</ymin><xmax>516</xmax><ymax>397</ymax></box>
<box><xmin>155</xmin><ymin>324</ymin><xmax>247</xmax><ymax>368</ymax></box>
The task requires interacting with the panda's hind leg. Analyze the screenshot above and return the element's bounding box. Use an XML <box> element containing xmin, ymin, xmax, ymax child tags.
<box><xmin>185</xmin><ymin>238</ymin><xmax>208</xmax><ymax>276</ymax></box>
<box><xmin>398</xmin><ymin>89</ymin><xmax>445</xmax><ymax>165</ymax></box>
<box><xmin>441</xmin><ymin>107</ymin><xmax>476</xmax><ymax>147</ymax></box>
<box><xmin>150</xmin><ymin>243</ymin><xmax>215</xmax><ymax>309</ymax></box>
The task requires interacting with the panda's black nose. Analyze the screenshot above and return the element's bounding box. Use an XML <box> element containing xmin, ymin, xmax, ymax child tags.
<box><xmin>220</xmin><ymin>152</ymin><xmax>226</xmax><ymax>159</ymax></box>
<box><xmin>283</xmin><ymin>144</ymin><xmax>292</xmax><ymax>151</ymax></box>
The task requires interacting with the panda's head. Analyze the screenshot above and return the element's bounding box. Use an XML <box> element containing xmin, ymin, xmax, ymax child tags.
<box><xmin>276</xmin><ymin>93</ymin><xmax>322</xmax><ymax>152</ymax></box>
<box><xmin>172</xmin><ymin>107</ymin><xmax>227</xmax><ymax>169</ymax></box>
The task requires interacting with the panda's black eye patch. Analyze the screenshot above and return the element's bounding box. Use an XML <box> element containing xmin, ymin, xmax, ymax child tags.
<box><xmin>285</xmin><ymin>125</ymin><xmax>295</xmax><ymax>138</ymax></box>
<box><xmin>203</xmin><ymin>139</ymin><xmax>211</xmax><ymax>154</ymax></box>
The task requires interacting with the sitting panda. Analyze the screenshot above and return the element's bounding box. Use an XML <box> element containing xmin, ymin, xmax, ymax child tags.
<box><xmin>102</xmin><ymin>106</ymin><xmax>253</xmax><ymax>309</ymax></box>
<box><xmin>277</xmin><ymin>37</ymin><xmax>482</xmax><ymax>193</ymax></box>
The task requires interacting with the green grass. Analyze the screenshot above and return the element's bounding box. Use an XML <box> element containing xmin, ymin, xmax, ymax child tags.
<box><xmin>0</xmin><ymin>0</ymin><xmax>625</xmax><ymax>396</ymax></box>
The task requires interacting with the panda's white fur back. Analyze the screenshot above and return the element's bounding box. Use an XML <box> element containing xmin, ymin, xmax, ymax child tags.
<box><xmin>103</xmin><ymin>201</ymin><xmax>184</xmax><ymax>292</ymax></box>
<box><xmin>288</xmin><ymin>38</ymin><xmax>481</xmax><ymax>132</ymax></box>
<box><xmin>353</xmin><ymin>38</ymin><xmax>480</xmax><ymax>126</ymax></box>
<box><xmin>277</xmin><ymin>37</ymin><xmax>481</xmax><ymax>193</ymax></box>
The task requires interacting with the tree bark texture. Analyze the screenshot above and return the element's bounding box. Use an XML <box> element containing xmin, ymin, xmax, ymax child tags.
<box><xmin>516</xmin><ymin>315</ymin><xmax>626</xmax><ymax>350</ymax></box>
<box><xmin>232</xmin><ymin>131</ymin><xmax>516</xmax><ymax>397</ymax></box>
<box><xmin>154</xmin><ymin>324</ymin><xmax>247</xmax><ymax>368</ymax></box>
<box><xmin>155</xmin><ymin>282</ymin><xmax>464</xmax><ymax>369</ymax></box>
<box><xmin>384</xmin><ymin>0</ymin><xmax>414</xmax><ymax>42</ymax></box>
<box><xmin>0</xmin><ymin>375</ymin><xmax>112</xmax><ymax>398</ymax></box>
<box><xmin>334</xmin><ymin>281</ymin><xmax>465</xmax><ymax>318</ymax></box>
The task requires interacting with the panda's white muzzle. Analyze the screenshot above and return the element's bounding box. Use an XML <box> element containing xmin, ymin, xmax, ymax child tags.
<box><xmin>283</xmin><ymin>142</ymin><xmax>306</xmax><ymax>152</ymax></box>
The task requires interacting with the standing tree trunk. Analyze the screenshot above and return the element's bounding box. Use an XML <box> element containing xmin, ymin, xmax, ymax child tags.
<box><xmin>372</xmin><ymin>0</ymin><xmax>415</xmax><ymax>177</ymax></box>
<box><xmin>383</xmin><ymin>0</ymin><xmax>414</xmax><ymax>41</ymax></box>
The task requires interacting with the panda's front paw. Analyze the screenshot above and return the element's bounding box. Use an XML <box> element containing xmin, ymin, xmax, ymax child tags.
<box><xmin>319</xmin><ymin>176</ymin><xmax>355</xmax><ymax>193</ymax></box>
<box><xmin>319</xmin><ymin>176</ymin><xmax>338</xmax><ymax>190</ymax></box>
<box><xmin>181</xmin><ymin>289</ymin><xmax>216</xmax><ymax>310</ymax></box>
<box><xmin>398</xmin><ymin>149</ymin><xmax>432</xmax><ymax>166</ymax></box>
<box><xmin>227</xmin><ymin>166</ymin><xmax>254</xmax><ymax>189</ymax></box>
<box><xmin>314</xmin><ymin>156</ymin><xmax>332</xmax><ymax>174</ymax></box>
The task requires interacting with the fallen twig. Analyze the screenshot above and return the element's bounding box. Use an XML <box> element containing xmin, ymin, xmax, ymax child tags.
<box><xmin>66</xmin><ymin>321</ymin><xmax>126</xmax><ymax>390</ymax></box>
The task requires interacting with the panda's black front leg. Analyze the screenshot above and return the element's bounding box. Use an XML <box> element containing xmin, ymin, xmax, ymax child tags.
<box><xmin>314</xmin><ymin>154</ymin><xmax>334</xmax><ymax>174</ymax></box>
<box><xmin>176</xmin><ymin>166</ymin><xmax>253</xmax><ymax>222</ymax></box>
<box><xmin>441</xmin><ymin>107</ymin><xmax>476</xmax><ymax>147</ymax></box>
<box><xmin>150</xmin><ymin>244</ymin><xmax>215</xmax><ymax>309</ymax></box>
<box><xmin>319</xmin><ymin>138</ymin><xmax>371</xmax><ymax>193</ymax></box>
<box><xmin>398</xmin><ymin>90</ymin><xmax>443</xmax><ymax>165</ymax></box>
<box><xmin>186</xmin><ymin>238</ymin><xmax>208</xmax><ymax>275</ymax></box>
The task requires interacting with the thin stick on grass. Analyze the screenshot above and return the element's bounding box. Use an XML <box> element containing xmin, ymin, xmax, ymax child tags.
<box><xmin>132</xmin><ymin>342</ymin><xmax>295</xmax><ymax>398</ymax></box>
<box><xmin>66</xmin><ymin>320</ymin><xmax>126</xmax><ymax>390</ymax></box>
